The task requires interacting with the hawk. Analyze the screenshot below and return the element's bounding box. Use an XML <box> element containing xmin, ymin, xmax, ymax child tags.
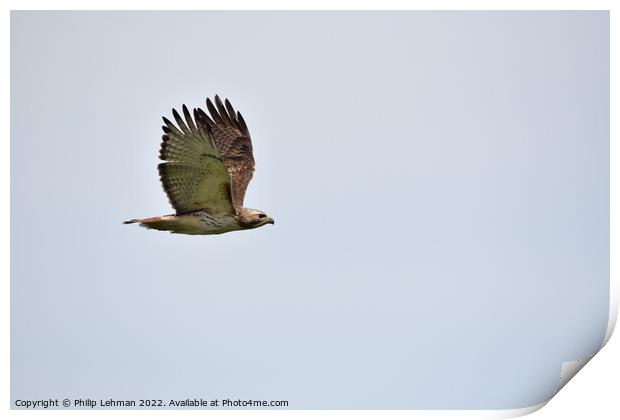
<box><xmin>124</xmin><ymin>95</ymin><xmax>274</xmax><ymax>235</ymax></box>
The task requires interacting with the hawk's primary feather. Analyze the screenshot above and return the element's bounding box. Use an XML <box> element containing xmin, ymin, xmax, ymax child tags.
<box><xmin>159</xmin><ymin>104</ymin><xmax>234</xmax><ymax>215</ymax></box>
<box><xmin>196</xmin><ymin>95</ymin><xmax>255</xmax><ymax>207</ymax></box>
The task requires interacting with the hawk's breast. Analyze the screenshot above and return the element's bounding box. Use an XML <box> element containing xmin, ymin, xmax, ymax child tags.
<box><xmin>186</xmin><ymin>211</ymin><xmax>242</xmax><ymax>234</ymax></box>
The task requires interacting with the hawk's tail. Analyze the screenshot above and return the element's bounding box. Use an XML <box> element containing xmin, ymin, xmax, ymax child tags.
<box><xmin>123</xmin><ymin>216</ymin><xmax>164</xmax><ymax>225</ymax></box>
<box><xmin>122</xmin><ymin>215</ymin><xmax>186</xmax><ymax>233</ymax></box>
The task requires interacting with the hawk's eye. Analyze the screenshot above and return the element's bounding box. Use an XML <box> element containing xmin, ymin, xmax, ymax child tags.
<box><xmin>258</xmin><ymin>213</ymin><xmax>267</xmax><ymax>219</ymax></box>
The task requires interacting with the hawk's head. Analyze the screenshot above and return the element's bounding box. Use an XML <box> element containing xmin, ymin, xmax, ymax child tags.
<box><xmin>237</xmin><ymin>208</ymin><xmax>274</xmax><ymax>229</ymax></box>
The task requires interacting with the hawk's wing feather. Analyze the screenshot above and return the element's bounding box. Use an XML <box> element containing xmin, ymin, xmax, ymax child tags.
<box><xmin>196</xmin><ymin>96</ymin><xmax>255</xmax><ymax>207</ymax></box>
<box><xmin>159</xmin><ymin>105</ymin><xmax>234</xmax><ymax>215</ymax></box>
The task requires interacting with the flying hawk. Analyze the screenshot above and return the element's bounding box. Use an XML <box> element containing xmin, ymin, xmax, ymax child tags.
<box><xmin>124</xmin><ymin>95</ymin><xmax>274</xmax><ymax>235</ymax></box>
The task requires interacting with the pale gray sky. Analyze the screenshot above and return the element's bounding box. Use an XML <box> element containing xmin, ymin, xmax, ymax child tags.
<box><xmin>11</xmin><ymin>11</ymin><xmax>609</xmax><ymax>409</ymax></box>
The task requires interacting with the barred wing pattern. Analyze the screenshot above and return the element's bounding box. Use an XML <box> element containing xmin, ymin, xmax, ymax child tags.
<box><xmin>195</xmin><ymin>96</ymin><xmax>255</xmax><ymax>207</ymax></box>
<box><xmin>159</xmin><ymin>105</ymin><xmax>235</xmax><ymax>215</ymax></box>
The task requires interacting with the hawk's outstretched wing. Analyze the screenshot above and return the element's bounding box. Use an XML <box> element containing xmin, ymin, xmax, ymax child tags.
<box><xmin>159</xmin><ymin>105</ymin><xmax>235</xmax><ymax>215</ymax></box>
<box><xmin>195</xmin><ymin>96</ymin><xmax>255</xmax><ymax>207</ymax></box>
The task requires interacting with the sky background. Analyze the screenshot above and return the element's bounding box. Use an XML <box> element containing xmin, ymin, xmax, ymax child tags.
<box><xmin>11</xmin><ymin>11</ymin><xmax>609</xmax><ymax>409</ymax></box>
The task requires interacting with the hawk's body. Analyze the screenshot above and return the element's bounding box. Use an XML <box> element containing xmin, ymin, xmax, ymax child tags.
<box><xmin>132</xmin><ymin>212</ymin><xmax>243</xmax><ymax>235</ymax></box>
<box><xmin>124</xmin><ymin>96</ymin><xmax>274</xmax><ymax>235</ymax></box>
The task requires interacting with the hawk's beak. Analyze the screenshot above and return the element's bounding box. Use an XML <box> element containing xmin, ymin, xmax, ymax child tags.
<box><xmin>267</xmin><ymin>218</ymin><xmax>274</xmax><ymax>225</ymax></box>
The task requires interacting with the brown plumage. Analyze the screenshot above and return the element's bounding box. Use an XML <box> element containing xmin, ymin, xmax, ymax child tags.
<box><xmin>201</xmin><ymin>96</ymin><xmax>255</xmax><ymax>207</ymax></box>
<box><xmin>124</xmin><ymin>95</ymin><xmax>274</xmax><ymax>235</ymax></box>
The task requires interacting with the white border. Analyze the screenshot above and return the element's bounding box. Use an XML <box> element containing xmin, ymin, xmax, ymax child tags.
<box><xmin>3</xmin><ymin>1</ymin><xmax>617</xmax><ymax>419</ymax></box>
